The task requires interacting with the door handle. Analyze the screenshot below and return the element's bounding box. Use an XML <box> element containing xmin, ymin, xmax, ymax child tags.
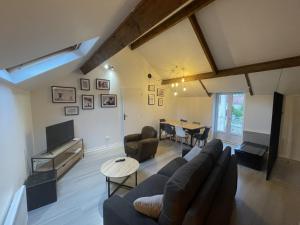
<box><xmin>124</xmin><ymin>114</ymin><xmax>127</xmax><ymax>120</ymax></box>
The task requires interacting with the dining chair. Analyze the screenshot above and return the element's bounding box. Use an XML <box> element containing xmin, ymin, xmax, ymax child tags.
<box><xmin>194</xmin><ymin>127</ymin><xmax>211</xmax><ymax>147</ymax></box>
<box><xmin>163</xmin><ymin>124</ymin><xmax>175</xmax><ymax>141</ymax></box>
<box><xmin>175</xmin><ymin>126</ymin><xmax>188</xmax><ymax>150</ymax></box>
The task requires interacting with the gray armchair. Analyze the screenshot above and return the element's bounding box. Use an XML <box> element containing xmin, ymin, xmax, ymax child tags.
<box><xmin>124</xmin><ymin>126</ymin><xmax>159</xmax><ymax>162</ymax></box>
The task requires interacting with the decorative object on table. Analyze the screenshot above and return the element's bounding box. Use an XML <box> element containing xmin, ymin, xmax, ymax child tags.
<box><xmin>64</xmin><ymin>106</ymin><xmax>79</xmax><ymax>116</ymax></box>
<box><xmin>82</xmin><ymin>95</ymin><xmax>94</xmax><ymax>110</ymax></box>
<box><xmin>124</xmin><ymin>126</ymin><xmax>159</xmax><ymax>162</ymax></box>
<box><xmin>148</xmin><ymin>84</ymin><xmax>155</xmax><ymax>92</ymax></box>
<box><xmin>101</xmin><ymin>94</ymin><xmax>117</xmax><ymax>108</ymax></box>
<box><xmin>148</xmin><ymin>94</ymin><xmax>155</xmax><ymax>105</ymax></box>
<box><xmin>80</xmin><ymin>78</ymin><xmax>90</xmax><ymax>91</ymax></box>
<box><xmin>96</xmin><ymin>79</ymin><xmax>110</xmax><ymax>90</ymax></box>
<box><xmin>51</xmin><ymin>86</ymin><xmax>76</xmax><ymax>103</ymax></box>
<box><xmin>157</xmin><ymin>88</ymin><xmax>164</xmax><ymax>97</ymax></box>
<box><xmin>158</xmin><ymin>98</ymin><xmax>163</xmax><ymax>106</ymax></box>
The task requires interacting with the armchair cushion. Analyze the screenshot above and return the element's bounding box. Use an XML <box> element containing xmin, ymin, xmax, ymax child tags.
<box><xmin>125</xmin><ymin>141</ymin><xmax>139</xmax><ymax>155</ymax></box>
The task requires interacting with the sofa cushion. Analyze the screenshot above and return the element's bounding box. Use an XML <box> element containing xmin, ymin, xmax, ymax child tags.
<box><xmin>183</xmin><ymin>146</ymin><xmax>202</xmax><ymax>161</ymax></box>
<box><xmin>157</xmin><ymin>157</ymin><xmax>187</xmax><ymax>177</ymax></box>
<box><xmin>133</xmin><ymin>194</ymin><xmax>163</xmax><ymax>219</ymax></box>
<box><xmin>158</xmin><ymin>153</ymin><xmax>213</xmax><ymax>225</ymax></box>
<box><xmin>216</xmin><ymin>146</ymin><xmax>231</xmax><ymax>169</ymax></box>
<box><xmin>125</xmin><ymin>174</ymin><xmax>169</xmax><ymax>203</ymax></box>
<box><xmin>201</xmin><ymin>139</ymin><xmax>223</xmax><ymax>162</ymax></box>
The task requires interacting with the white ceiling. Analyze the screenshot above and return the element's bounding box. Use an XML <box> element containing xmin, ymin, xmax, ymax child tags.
<box><xmin>0</xmin><ymin>0</ymin><xmax>140</xmax><ymax>68</ymax></box>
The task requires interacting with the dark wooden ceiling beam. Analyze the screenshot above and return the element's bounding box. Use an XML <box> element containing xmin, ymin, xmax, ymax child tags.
<box><xmin>244</xmin><ymin>73</ymin><xmax>254</xmax><ymax>96</ymax></box>
<box><xmin>189</xmin><ymin>14</ymin><xmax>218</xmax><ymax>74</ymax></box>
<box><xmin>199</xmin><ymin>80</ymin><xmax>211</xmax><ymax>97</ymax></box>
<box><xmin>129</xmin><ymin>0</ymin><xmax>216</xmax><ymax>50</ymax></box>
<box><xmin>161</xmin><ymin>55</ymin><xmax>300</xmax><ymax>85</ymax></box>
<box><xmin>80</xmin><ymin>0</ymin><xmax>190</xmax><ymax>74</ymax></box>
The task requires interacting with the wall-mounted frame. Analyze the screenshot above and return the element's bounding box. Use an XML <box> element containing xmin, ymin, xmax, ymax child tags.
<box><xmin>64</xmin><ymin>106</ymin><xmax>79</xmax><ymax>116</ymax></box>
<box><xmin>157</xmin><ymin>88</ymin><xmax>165</xmax><ymax>97</ymax></box>
<box><xmin>51</xmin><ymin>86</ymin><xmax>76</xmax><ymax>103</ymax></box>
<box><xmin>96</xmin><ymin>79</ymin><xmax>110</xmax><ymax>90</ymax></box>
<box><xmin>80</xmin><ymin>78</ymin><xmax>90</xmax><ymax>91</ymax></box>
<box><xmin>101</xmin><ymin>94</ymin><xmax>117</xmax><ymax>108</ymax></box>
<box><xmin>148</xmin><ymin>84</ymin><xmax>155</xmax><ymax>92</ymax></box>
<box><xmin>158</xmin><ymin>98</ymin><xmax>163</xmax><ymax>106</ymax></box>
<box><xmin>148</xmin><ymin>94</ymin><xmax>155</xmax><ymax>105</ymax></box>
<box><xmin>82</xmin><ymin>95</ymin><xmax>94</xmax><ymax>110</ymax></box>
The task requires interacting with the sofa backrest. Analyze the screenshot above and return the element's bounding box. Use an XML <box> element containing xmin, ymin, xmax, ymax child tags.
<box><xmin>159</xmin><ymin>153</ymin><xmax>213</xmax><ymax>225</ymax></box>
<box><xmin>141</xmin><ymin>126</ymin><xmax>157</xmax><ymax>139</ymax></box>
<box><xmin>182</xmin><ymin>147</ymin><xmax>231</xmax><ymax>225</ymax></box>
<box><xmin>201</xmin><ymin>139</ymin><xmax>223</xmax><ymax>162</ymax></box>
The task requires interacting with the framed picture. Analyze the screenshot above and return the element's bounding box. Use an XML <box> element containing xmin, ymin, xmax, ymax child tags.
<box><xmin>157</xmin><ymin>88</ymin><xmax>165</xmax><ymax>97</ymax></box>
<box><xmin>158</xmin><ymin>98</ymin><xmax>163</xmax><ymax>106</ymax></box>
<box><xmin>148</xmin><ymin>94</ymin><xmax>155</xmax><ymax>105</ymax></box>
<box><xmin>82</xmin><ymin>95</ymin><xmax>94</xmax><ymax>110</ymax></box>
<box><xmin>101</xmin><ymin>94</ymin><xmax>117</xmax><ymax>108</ymax></box>
<box><xmin>148</xmin><ymin>84</ymin><xmax>155</xmax><ymax>92</ymax></box>
<box><xmin>51</xmin><ymin>86</ymin><xmax>76</xmax><ymax>103</ymax></box>
<box><xmin>64</xmin><ymin>106</ymin><xmax>79</xmax><ymax>116</ymax></box>
<box><xmin>80</xmin><ymin>78</ymin><xmax>90</xmax><ymax>91</ymax></box>
<box><xmin>96</xmin><ymin>79</ymin><xmax>110</xmax><ymax>90</ymax></box>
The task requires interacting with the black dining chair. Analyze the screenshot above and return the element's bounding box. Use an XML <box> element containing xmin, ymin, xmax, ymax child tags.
<box><xmin>193</xmin><ymin>127</ymin><xmax>211</xmax><ymax>147</ymax></box>
<box><xmin>163</xmin><ymin>124</ymin><xmax>175</xmax><ymax>140</ymax></box>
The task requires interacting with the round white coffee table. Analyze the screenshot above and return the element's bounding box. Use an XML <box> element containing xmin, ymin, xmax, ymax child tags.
<box><xmin>100</xmin><ymin>157</ymin><xmax>139</xmax><ymax>197</ymax></box>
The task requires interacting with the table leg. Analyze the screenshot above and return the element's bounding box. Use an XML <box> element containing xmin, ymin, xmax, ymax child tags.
<box><xmin>190</xmin><ymin>133</ymin><xmax>194</xmax><ymax>147</ymax></box>
<box><xmin>159</xmin><ymin>123</ymin><xmax>162</xmax><ymax>140</ymax></box>
<box><xmin>107</xmin><ymin>177</ymin><xmax>110</xmax><ymax>198</ymax></box>
<box><xmin>135</xmin><ymin>171</ymin><xmax>138</xmax><ymax>186</ymax></box>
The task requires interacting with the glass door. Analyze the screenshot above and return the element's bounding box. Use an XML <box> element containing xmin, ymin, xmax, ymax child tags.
<box><xmin>215</xmin><ymin>93</ymin><xmax>245</xmax><ymax>144</ymax></box>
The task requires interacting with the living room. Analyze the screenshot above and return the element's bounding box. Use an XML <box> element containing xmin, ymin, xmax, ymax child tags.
<box><xmin>1</xmin><ymin>0</ymin><xmax>300</xmax><ymax>225</ymax></box>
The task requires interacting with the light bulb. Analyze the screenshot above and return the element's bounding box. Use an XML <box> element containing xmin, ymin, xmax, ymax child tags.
<box><xmin>182</xmin><ymin>77</ymin><xmax>185</xmax><ymax>82</ymax></box>
<box><xmin>174</xmin><ymin>92</ymin><xmax>178</xmax><ymax>96</ymax></box>
<box><xmin>104</xmin><ymin>64</ymin><xmax>109</xmax><ymax>70</ymax></box>
<box><xmin>183</xmin><ymin>87</ymin><xmax>186</xmax><ymax>91</ymax></box>
<box><xmin>175</xmin><ymin>83</ymin><xmax>178</xmax><ymax>87</ymax></box>
<box><xmin>171</xmin><ymin>83</ymin><xmax>174</xmax><ymax>88</ymax></box>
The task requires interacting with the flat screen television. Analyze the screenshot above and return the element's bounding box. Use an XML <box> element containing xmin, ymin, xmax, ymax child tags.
<box><xmin>46</xmin><ymin>120</ymin><xmax>74</xmax><ymax>151</ymax></box>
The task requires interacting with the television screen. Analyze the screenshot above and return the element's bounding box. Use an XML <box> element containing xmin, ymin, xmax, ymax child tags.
<box><xmin>46</xmin><ymin>120</ymin><xmax>74</xmax><ymax>151</ymax></box>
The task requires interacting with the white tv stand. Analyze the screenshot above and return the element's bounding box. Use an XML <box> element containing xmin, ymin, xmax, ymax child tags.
<box><xmin>31</xmin><ymin>138</ymin><xmax>84</xmax><ymax>179</ymax></box>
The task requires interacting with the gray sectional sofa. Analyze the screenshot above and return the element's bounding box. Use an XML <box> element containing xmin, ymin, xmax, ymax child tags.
<box><xmin>103</xmin><ymin>139</ymin><xmax>237</xmax><ymax>225</ymax></box>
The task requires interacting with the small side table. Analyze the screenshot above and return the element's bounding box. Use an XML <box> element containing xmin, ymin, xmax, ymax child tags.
<box><xmin>25</xmin><ymin>171</ymin><xmax>57</xmax><ymax>211</ymax></box>
<box><xmin>100</xmin><ymin>157</ymin><xmax>139</xmax><ymax>198</ymax></box>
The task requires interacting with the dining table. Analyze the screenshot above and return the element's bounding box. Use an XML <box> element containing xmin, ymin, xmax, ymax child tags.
<box><xmin>159</xmin><ymin>119</ymin><xmax>204</xmax><ymax>147</ymax></box>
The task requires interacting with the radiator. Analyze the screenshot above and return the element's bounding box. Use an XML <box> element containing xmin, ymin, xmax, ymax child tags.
<box><xmin>4</xmin><ymin>185</ymin><xmax>28</xmax><ymax>225</ymax></box>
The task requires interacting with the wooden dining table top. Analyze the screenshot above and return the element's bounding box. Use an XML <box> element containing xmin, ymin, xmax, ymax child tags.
<box><xmin>160</xmin><ymin>119</ymin><xmax>203</xmax><ymax>130</ymax></box>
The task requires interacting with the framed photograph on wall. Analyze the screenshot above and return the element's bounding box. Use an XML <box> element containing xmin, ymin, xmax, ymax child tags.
<box><xmin>101</xmin><ymin>94</ymin><xmax>117</xmax><ymax>108</ymax></box>
<box><xmin>148</xmin><ymin>84</ymin><xmax>155</xmax><ymax>92</ymax></box>
<box><xmin>158</xmin><ymin>98</ymin><xmax>163</xmax><ymax>106</ymax></box>
<box><xmin>82</xmin><ymin>95</ymin><xmax>94</xmax><ymax>110</ymax></box>
<box><xmin>64</xmin><ymin>106</ymin><xmax>79</xmax><ymax>116</ymax></box>
<box><xmin>157</xmin><ymin>88</ymin><xmax>165</xmax><ymax>97</ymax></box>
<box><xmin>51</xmin><ymin>86</ymin><xmax>76</xmax><ymax>103</ymax></box>
<box><xmin>80</xmin><ymin>78</ymin><xmax>90</xmax><ymax>91</ymax></box>
<box><xmin>96</xmin><ymin>79</ymin><xmax>110</xmax><ymax>90</ymax></box>
<box><xmin>148</xmin><ymin>94</ymin><xmax>155</xmax><ymax>105</ymax></box>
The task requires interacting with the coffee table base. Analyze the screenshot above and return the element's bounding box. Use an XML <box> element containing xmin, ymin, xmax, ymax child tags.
<box><xmin>106</xmin><ymin>171</ymin><xmax>137</xmax><ymax>198</ymax></box>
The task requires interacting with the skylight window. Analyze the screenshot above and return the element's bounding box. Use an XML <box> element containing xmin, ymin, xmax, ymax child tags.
<box><xmin>6</xmin><ymin>44</ymin><xmax>81</xmax><ymax>72</ymax></box>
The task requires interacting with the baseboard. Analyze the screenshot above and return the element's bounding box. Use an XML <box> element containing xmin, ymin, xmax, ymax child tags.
<box><xmin>86</xmin><ymin>142</ymin><xmax>123</xmax><ymax>153</ymax></box>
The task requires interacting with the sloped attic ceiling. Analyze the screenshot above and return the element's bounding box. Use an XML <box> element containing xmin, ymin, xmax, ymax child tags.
<box><xmin>135</xmin><ymin>0</ymin><xmax>300</xmax><ymax>96</ymax></box>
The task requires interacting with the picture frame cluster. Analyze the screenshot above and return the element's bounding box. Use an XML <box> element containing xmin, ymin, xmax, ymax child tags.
<box><xmin>147</xmin><ymin>84</ymin><xmax>164</xmax><ymax>106</ymax></box>
<box><xmin>51</xmin><ymin>78</ymin><xmax>117</xmax><ymax>116</ymax></box>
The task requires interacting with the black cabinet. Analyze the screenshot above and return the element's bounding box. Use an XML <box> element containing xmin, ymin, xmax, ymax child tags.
<box><xmin>25</xmin><ymin>171</ymin><xmax>57</xmax><ymax>211</ymax></box>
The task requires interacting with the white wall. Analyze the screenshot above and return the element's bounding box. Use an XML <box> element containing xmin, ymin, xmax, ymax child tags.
<box><xmin>279</xmin><ymin>95</ymin><xmax>300</xmax><ymax>161</ymax></box>
<box><xmin>174</xmin><ymin>94</ymin><xmax>273</xmax><ymax>138</ymax></box>
<box><xmin>31</xmin><ymin>48</ymin><xmax>175</xmax><ymax>154</ymax></box>
<box><xmin>244</xmin><ymin>94</ymin><xmax>273</xmax><ymax>134</ymax></box>
<box><xmin>0</xmin><ymin>82</ymin><xmax>33</xmax><ymax>224</ymax></box>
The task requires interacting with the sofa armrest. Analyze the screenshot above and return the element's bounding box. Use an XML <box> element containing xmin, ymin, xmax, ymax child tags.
<box><xmin>124</xmin><ymin>134</ymin><xmax>141</xmax><ymax>144</ymax></box>
<box><xmin>103</xmin><ymin>195</ymin><xmax>159</xmax><ymax>225</ymax></box>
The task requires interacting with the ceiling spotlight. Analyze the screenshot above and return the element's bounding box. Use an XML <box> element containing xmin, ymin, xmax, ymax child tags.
<box><xmin>174</xmin><ymin>92</ymin><xmax>178</xmax><ymax>96</ymax></box>
<box><xmin>175</xmin><ymin>83</ymin><xmax>179</xmax><ymax>87</ymax></box>
<box><xmin>171</xmin><ymin>83</ymin><xmax>175</xmax><ymax>88</ymax></box>
<box><xmin>104</xmin><ymin>64</ymin><xmax>109</xmax><ymax>70</ymax></box>
<box><xmin>183</xmin><ymin>87</ymin><xmax>186</xmax><ymax>92</ymax></box>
